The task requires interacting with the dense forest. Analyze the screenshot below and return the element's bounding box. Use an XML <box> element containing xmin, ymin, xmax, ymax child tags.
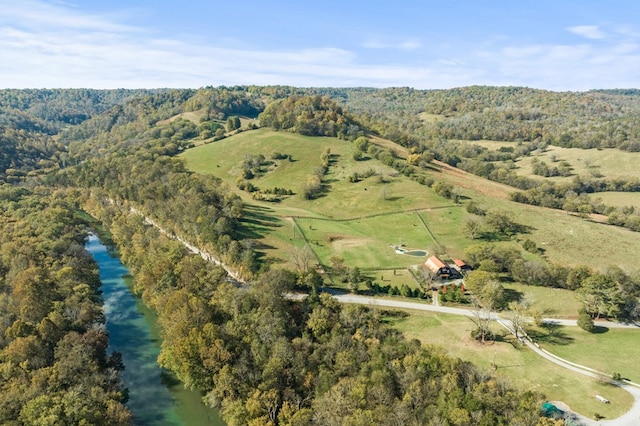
<box><xmin>2</xmin><ymin>85</ymin><xmax>640</xmax><ymax>424</ymax></box>
<box><xmin>0</xmin><ymin>186</ymin><xmax>131</xmax><ymax>424</ymax></box>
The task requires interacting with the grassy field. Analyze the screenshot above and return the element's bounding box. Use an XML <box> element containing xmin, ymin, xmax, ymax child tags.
<box><xmin>452</xmin><ymin>139</ymin><xmax>518</xmax><ymax>150</ymax></box>
<box><xmin>387</xmin><ymin>309</ymin><xmax>635</xmax><ymax>420</ymax></box>
<box><xmin>180</xmin><ymin>129</ymin><xmax>466</xmax><ymax>266</ymax></box>
<box><xmin>502</xmin><ymin>283</ymin><xmax>582</xmax><ymax>318</ymax></box>
<box><xmin>433</xmin><ymin>162</ymin><xmax>640</xmax><ymax>273</ymax></box>
<box><xmin>180</xmin><ymin>127</ymin><xmax>640</xmax><ymax>275</ymax></box>
<box><xmin>295</xmin><ymin>212</ymin><xmax>434</xmax><ymax>269</ymax></box>
<box><xmin>541</xmin><ymin>326</ymin><xmax>640</xmax><ymax>384</ymax></box>
<box><xmin>511</xmin><ymin>145</ymin><xmax>640</xmax><ymax>183</ymax></box>
<box><xmin>156</xmin><ymin>108</ymin><xmax>207</xmax><ymax>126</ymax></box>
<box><xmin>589</xmin><ymin>192</ymin><xmax>640</xmax><ymax>210</ymax></box>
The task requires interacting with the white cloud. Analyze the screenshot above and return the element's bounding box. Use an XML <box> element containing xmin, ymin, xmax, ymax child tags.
<box><xmin>567</xmin><ymin>25</ymin><xmax>607</xmax><ymax>40</ymax></box>
<box><xmin>361</xmin><ymin>38</ymin><xmax>422</xmax><ymax>51</ymax></box>
<box><xmin>0</xmin><ymin>1</ymin><xmax>639</xmax><ymax>90</ymax></box>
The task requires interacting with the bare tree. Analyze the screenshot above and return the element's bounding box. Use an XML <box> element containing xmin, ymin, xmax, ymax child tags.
<box><xmin>290</xmin><ymin>246</ymin><xmax>313</xmax><ymax>275</ymax></box>
<box><xmin>507</xmin><ymin>301</ymin><xmax>528</xmax><ymax>341</ymax></box>
<box><xmin>415</xmin><ymin>266</ymin><xmax>440</xmax><ymax>292</ymax></box>
<box><xmin>469</xmin><ymin>303</ymin><xmax>494</xmax><ymax>343</ymax></box>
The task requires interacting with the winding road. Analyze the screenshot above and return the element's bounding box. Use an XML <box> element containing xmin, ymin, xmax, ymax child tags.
<box><xmin>330</xmin><ymin>292</ymin><xmax>640</xmax><ymax>425</ymax></box>
<box><xmin>126</xmin><ymin>204</ymin><xmax>640</xmax><ymax>425</ymax></box>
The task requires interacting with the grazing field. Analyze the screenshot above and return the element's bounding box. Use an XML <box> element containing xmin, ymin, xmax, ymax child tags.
<box><xmin>417</xmin><ymin>207</ymin><xmax>469</xmax><ymax>259</ymax></box>
<box><xmin>589</xmin><ymin>192</ymin><xmax>640</xmax><ymax>210</ymax></box>
<box><xmin>181</xmin><ymin>129</ymin><xmax>468</xmax><ymax>267</ymax></box>
<box><xmin>181</xmin><ymin>128</ymin><xmax>640</xmax><ymax>275</ymax></box>
<box><xmin>387</xmin><ymin>309</ymin><xmax>634</xmax><ymax>420</ymax></box>
<box><xmin>542</xmin><ymin>326</ymin><xmax>640</xmax><ymax>384</ymax></box>
<box><xmin>511</xmin><ymin>145</ymin><xmax>640</xmax><ymax>182</ymax></box>
<box><xmin>156</xmin><ymin>108</ymin><xmax>207</xmax><ymax>126</ymax></box>
<box><xmin>453</xmin><ymin>139</ymin><xmax>519</xmax><ymax>150</ymax></box>
<box><xmin>433</xmin><ymin>161</ymin><xmax>640</xmax><ymax>273</ymax></box>
<box><xmin>295</xmin><ymin>211</ymin><xmax>435</xmax><ymax>269</ymax></box>
<box><xmin>502</xmin><ymin>283</ymin><xmax>582</xmax><ymax>318</ymax></box>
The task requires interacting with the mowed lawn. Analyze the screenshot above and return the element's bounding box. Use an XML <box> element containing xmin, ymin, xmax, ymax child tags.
<box><xmin>542</xmin><ymin>326</ymin><xmax>640</xmax><ymax>384</ymax></box>
<box><xmin>502</xmin><ymin>283</ymin><xmax>582</xmax><ymax>318</ymax></box>
<box><xmin>387</xmin><ymin>309</ymin><xmax>634</xmax><ymax>421</ymax></box>
<box><xmin>417</xmin><ymin>207</ymin><xmax>471</xmax><ymax>260</ymax></box>
<box><xmin>295</xmin><ymin>211</ymin><xmax>435</xmax><ymax>269</ymax></box>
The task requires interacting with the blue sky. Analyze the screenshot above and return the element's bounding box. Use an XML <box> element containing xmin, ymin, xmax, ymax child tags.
<box><xmin>1</xmin><ymin>0</ymin><xmax>639</xmax><ymax>90</ymax></box>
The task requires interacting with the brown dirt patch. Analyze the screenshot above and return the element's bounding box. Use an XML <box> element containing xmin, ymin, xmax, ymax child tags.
<box><xmin>328</xmin><ymin>235</ymin><xmax>373</xmax><ymax>250</ymax></box>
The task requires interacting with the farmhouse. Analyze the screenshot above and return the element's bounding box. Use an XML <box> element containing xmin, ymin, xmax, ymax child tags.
<box><xmin>425</xmin><ymin>255</ymin><xmax>452</xmax><ymax>278</ymax></box>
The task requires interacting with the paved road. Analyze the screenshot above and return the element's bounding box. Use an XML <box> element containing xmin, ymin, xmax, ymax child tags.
<box><xmin>330</xmin><ymin>291</ymin><xmax>640</xmax><ymax>425</ymax></box>
<box><xmin>125</xmin><ymin>206</ymin><xmax>640</xmax><ymax>424</ymax></box>
<box><xmin>330</xmin><ymin>292</ymin><xmax>639</xmax><ymax>329</ymax></box>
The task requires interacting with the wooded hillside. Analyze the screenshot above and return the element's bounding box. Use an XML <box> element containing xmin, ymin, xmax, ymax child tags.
<box><xmin>2</xmin><ymin>85</ymin><xmax>640</xmax><ymax>424</ymax></box>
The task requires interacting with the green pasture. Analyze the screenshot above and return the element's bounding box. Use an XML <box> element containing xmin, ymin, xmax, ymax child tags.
<box><xmin>181</xmin><ymin>129</ymin><xmax>471</xmax><ymax>269</ymax></box>
<box><xmin>589</xmin><ymin>192</ymin><xmax>640</xmax><ymax>210</ymax></box>
<box><xmin>541</xmin><ymin>326</ymin><xmax>640</xmax><ymax>384</ymax></box>
<box><xmin>452</xmin><ymin>139</ymin><xmax>518</xmax><ymax>150</ymax></box>
<box><xmin>181</xmin><ymin>129</ymin><xmax>450</xmax><ymax>218</ymax></box>
<box><xmin>156</xmin><ymin>108</ymin><xmax>207</xmax><ymax>126</ymax></box>
<box><xmin>449</xmin><ymin>177</ymin><xmax>640</xmax><ymax>273</ymax></box>
<box><xmin>417</xmin><ymin>207</ymin><xmax>470</xmax><ymax>259</ymax></box>
<box><xmin>367</xmin><ymin>268</ymin><xmax>421</xmax><ymax>289</ymax></box>
<box><xmin>512</xmin><ymin>145</ymin><xmax>640</xmax><ymax>183</ymax></box>
<box><xmin>502</xmin><ymin>283</ymin><xmax>581</xmax><ymax>318</ymax></box>
<box><xmin>387</xmin><ymin>309</ymin><xmax>634</xmax><ymax>420</ymax></box>
<box><xmin>181</xmin><ymin>129</ymin><xmax>640</xmax><ymax>275</ymax></box>
<box><xmin>295</xmin><ymin>211</ymin><xmax>435</xmax><ymax>269</ymax></box>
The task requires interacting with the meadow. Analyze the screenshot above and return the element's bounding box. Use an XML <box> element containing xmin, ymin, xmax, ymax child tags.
<box><xmin>180</xmin><ymin>128</ymin><xmax>640</xmax><ymax>421</ymax></box>
<box><xmin>511</xmin><ymin>145</ymin><xmax>640</xmax><ymax>183</ymax></box>
<box><xmin>387</xmin><ymin>309</ymin><xmax>634</xmax><ymax>421</ymax></box>
<box><xmin>588</xmin><ymin>192</ymin><xmax>640</xmax><ymax>210</ymax></box>
<box><xmin>181</xmin><ymin>128</ymin><xmax>640</xmax><ymax>274</ymax></box>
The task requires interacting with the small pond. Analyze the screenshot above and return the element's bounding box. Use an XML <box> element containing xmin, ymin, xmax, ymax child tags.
<box><xmin>404</xmin><ymin>250</ymin><xmax>428</xmax><ymax>257</ymax></box>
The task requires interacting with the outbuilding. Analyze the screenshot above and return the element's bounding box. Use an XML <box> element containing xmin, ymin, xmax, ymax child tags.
<box><xmin>425</xmin><ymin>255</ymin><xmax>452</xmax><ymax>278</ymax></box>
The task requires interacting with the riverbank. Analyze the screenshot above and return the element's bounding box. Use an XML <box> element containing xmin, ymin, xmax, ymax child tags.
<box><xmin>86</xmin><ymin>233</ymin><xmax>224</xmax><ymax>426</ymax></box>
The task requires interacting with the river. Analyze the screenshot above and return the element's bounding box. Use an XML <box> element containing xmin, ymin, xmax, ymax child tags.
<box><xmin>85</xmin><ymin>234</ymin><xmax>225</xmax><ymax>426</ymax></box>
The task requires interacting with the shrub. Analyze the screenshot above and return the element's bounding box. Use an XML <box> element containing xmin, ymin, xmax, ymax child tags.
<box><xmin>577</xmin><ymin>308</ymin><xmax>595</xmax><ymax>332</ymax></box>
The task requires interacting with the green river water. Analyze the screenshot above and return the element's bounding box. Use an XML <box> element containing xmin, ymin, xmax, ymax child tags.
<box><xmin>86</xmin><ymin>234</ymin><xmax>225</xmax><ymax>426</ymax></box>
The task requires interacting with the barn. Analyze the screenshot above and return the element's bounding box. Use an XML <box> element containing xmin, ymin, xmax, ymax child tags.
<box><xmin>425</xmin><ymin>255</ymin><xmax>452</xmax><ymax>278</ymax></box>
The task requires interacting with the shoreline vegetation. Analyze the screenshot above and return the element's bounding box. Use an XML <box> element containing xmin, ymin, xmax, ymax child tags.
<box><xmin>1</xmin><ymin>86</ymin><xmax>640</xmax><ymax>424</ymax></box>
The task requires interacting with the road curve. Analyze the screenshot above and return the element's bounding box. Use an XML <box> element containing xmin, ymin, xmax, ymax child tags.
<box><xmin>330</xmin><ymin>292</ymin><xmax>640</xmax><ymax>425</ymax></box>
<box><xmin>123</xmin><ymin>204</ymin><xmax>640</xmax><ymax>424</ymax></box>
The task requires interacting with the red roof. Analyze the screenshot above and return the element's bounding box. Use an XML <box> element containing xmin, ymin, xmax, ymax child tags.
<box><xmin>425</xmin><ymin>255</ymin><xmax>447</xmax><ymax>272</ymax></box>
<box><xmin>453</xmin><ymin>259</ymin><xmax>467</xmax><ymax>267</ymax></box>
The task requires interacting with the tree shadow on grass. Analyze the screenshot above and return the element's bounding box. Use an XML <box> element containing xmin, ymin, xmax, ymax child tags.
<box><xmin>592</xmin><ymin>325</ymin><xmax>609</xmax><ymax>334</ymax></box>
<box><xmin>238</xmin><ymin>204</ymin><xmax>282</xmax><ymax>240</ymax></box>
<box><xmin>529</xmin><ymin>322</ymin><xmax>575</xmax><ymax>346</ymax></box>
<box><xmin>503</xmin><ymin>287</ymin><xmax>524</xmax><ymax>304</ymax></box>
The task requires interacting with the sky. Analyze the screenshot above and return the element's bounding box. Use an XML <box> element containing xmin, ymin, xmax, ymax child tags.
<box><xmin>1</xmin><ymin>0</ymin><xmax>640</xmax><ymax>91</ymax></box>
